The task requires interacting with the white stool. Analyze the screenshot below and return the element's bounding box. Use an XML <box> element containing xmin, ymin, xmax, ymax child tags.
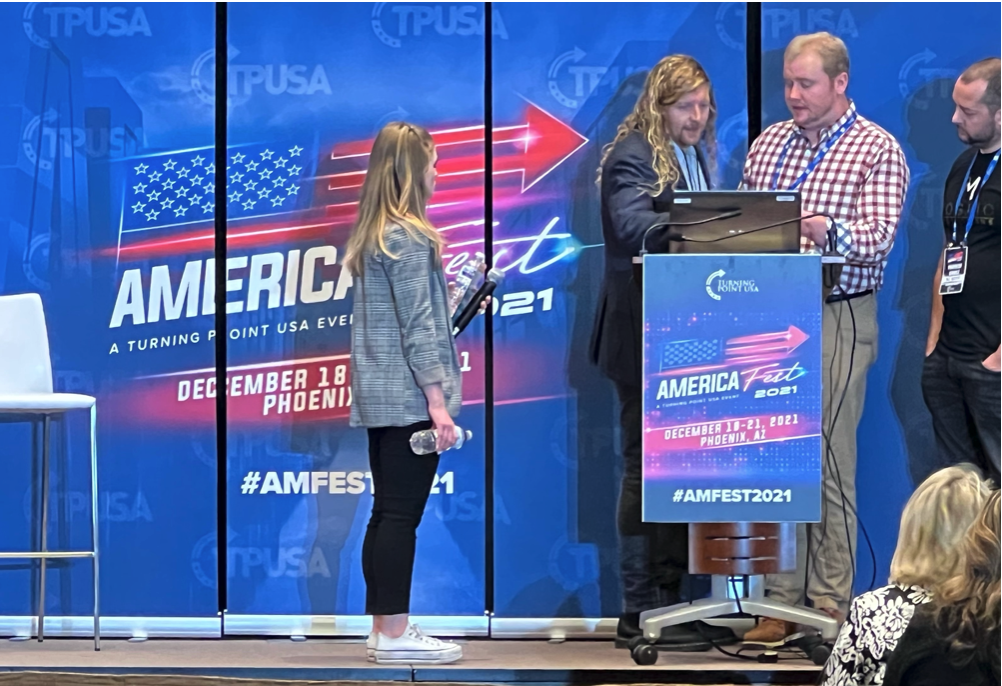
<box><xmin>0</xmin><ymin>293</ymin><xmax>100</xmax><ymax>651</ymax></box>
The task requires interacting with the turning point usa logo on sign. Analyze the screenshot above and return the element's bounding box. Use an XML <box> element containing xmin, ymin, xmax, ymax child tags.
<box><xmin>705</xmin><ymin>269</ymin><xmax>760</xmax><ymax>301</ymax></box>
<box><xmin>190</xmin><ymin>45</ymin><xmax>333</xmax><ymax>107</ymax></box>
<box><xmin>371</xmin><ymin>2</ymin><xmax>507</xmax><ymax>47</ymax></box>
<box><xmin>23</xmin><ymin>2</ymin><xmax>151</xmax><ymax>48</ymax></box>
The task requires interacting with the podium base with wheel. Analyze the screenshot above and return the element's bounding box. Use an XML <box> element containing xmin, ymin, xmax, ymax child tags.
<box><xmin>638</xmin><ymin>576</ymin><xmax>838</xmax><ymax>641</ymax></box>
<box><xmin>629</xmin><ymin>524</ymin><xmax>839</xmax><ymax>666</ymax></box>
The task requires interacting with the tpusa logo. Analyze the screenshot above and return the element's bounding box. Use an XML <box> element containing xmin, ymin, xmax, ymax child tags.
<box><xmin>706</xmin><ymin>269</ymin><xmax>759</xmax><ymax>301</ymax></box>
<box><xmin>761</xmin><ymin>6</ymin><xmax>858</xmax><ymax>42</ymax></box>
<box><xmin>190</xmin><ymin>45</ymin><xmax>332</xmax><ymax>107</ymax></box>
<box><xmin>22</xmin><ymin>109</ymin><xmax>137</xmax><ymax>170</ymax></box>
<box><xmin>715</xmin><ymin>3</ymin><xmax>746</xmax><ymax>51</ymax></box>
<box><xmin>22</xmin><ymin>486</ymin><xmax>152</xmax><ymax>524</ymax></box>
<box><xmin>191</xmin><ymin>529</ymin><xmax>331</xmax><ymax>588</ymax></box>
<box><xmin>23</xmin><ymin>2</ymin><xmax>151</xmax><ymax>49</ymax></box>
<box><xmin>898</xmin><ymin>49</ymin><xmax>956</xmax><ymax>100</ymax></box>
<box><xmin>371</xmin><ymin>2</ymin><xmax>507</xmax><ymax>48</ymax></box>
<box><xmin>547</xmin><ymin>47</ymin><xmax>646</xmax><ymax>110</ymax></box>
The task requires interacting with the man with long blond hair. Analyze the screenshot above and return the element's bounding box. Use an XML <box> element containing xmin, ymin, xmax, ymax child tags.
<box><xmin>588</xmin><ymin>54</ymin><xmax>733</xmax><ymax>651</ymax></box>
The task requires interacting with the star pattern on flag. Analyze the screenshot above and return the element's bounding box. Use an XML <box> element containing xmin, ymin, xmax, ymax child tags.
<box><xmin>125</xmin><ymin>144</ymin><xmax>305</xmax><ymax>228</ymax></box>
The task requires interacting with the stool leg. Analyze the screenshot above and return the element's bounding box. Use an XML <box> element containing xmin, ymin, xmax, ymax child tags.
<box><xmin>38</xmin><ymin>415</ymin><xmax>51</xmax><ymax>642</ymax></box>
<box><xmin>90</xmin><ymin>405</ymin><xmax>100</xmax><ymax>651</ymax></box>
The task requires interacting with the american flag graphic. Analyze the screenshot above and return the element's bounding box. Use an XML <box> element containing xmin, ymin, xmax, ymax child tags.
<box><xmin>122</xmin><ymin>143</ymin><xmax>308</xmax><ymax>231</ymax></box>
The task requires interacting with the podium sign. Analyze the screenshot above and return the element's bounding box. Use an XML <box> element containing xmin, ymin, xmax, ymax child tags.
<box><xmin>642</xmin><ymin>254</ymin><xmax>823</xmax><ymax>523</ymax></box>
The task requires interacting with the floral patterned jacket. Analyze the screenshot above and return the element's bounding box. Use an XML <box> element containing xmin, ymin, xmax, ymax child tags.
<box><xmin>819</xmin><ymin>584</ymin><xmax>932</xmax><ymax>686</ymax></box>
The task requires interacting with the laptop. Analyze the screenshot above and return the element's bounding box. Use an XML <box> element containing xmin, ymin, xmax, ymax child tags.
<box><xmin>653</xmin><ymin>191</ymin><xmax>803</xmax><ymax>254</ymax></box>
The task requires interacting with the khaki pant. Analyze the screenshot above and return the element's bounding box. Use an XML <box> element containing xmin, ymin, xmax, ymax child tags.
<box><xmin>765</xmin><ymin>293</ymin><xmax>878</xmax><ymax>616</ymax></box>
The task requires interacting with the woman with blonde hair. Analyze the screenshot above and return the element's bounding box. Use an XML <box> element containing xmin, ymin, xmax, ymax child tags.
<box><xmin>820</xmin><ymin>464</ymin><xmax>993</xmax><ymax>685</ymax></box>
<box><xmin>884</xmin><ymin>490</ymin><xmax>1000</xmax><ymax>685</ymax></box>
<box><xmin>346</xmin><ymin>121</ymin><xmax>464</xmax><ymax>664</ymax></box>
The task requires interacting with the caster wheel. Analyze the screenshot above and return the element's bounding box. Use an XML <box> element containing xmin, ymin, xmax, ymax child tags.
<box><xmin>811</xmin><ymin>643</ymin><xmax>832</xmax><ymax>666</ymax></box>
<box><xmin>627</xmin><ymin>636</ymin><xmax>647</xmax><ymax>651</ymax></box>
<box><xmin>631</xmin><ymin>643</ymin><xmax>658</xmax><ymax>666</ymax></box>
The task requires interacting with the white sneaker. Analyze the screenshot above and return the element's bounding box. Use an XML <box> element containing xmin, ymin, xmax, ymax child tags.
<box><xmin>366</xmin><ymin>632</ymin><xmax>376</xmax><ymax>661</ymax></box>
<box><xmin>371</xmin><ymin>624</ymin><xmax>462</xmax><ymax>664</ymax></box>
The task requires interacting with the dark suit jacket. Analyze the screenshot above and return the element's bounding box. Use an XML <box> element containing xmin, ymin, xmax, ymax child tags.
<box><xmin>588</xmin><ymin>130</ymin><xmax>710</xmax><ymax>388</ymax></box>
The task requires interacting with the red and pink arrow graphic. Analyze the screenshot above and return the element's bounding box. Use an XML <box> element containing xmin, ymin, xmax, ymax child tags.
<box><xmin>655</xmin><ymin>325</ymin><xmax>811</xmax><ymax>377</ymax></box>
<box><xmin>726</xmin><ymin>325</ymin><xmax>809</xmax><ymax>361</ymax></box>
<box><xmin>324</xmin><ymin>102</ymin><xmax>589</xmax><ymax>194</ymax></box>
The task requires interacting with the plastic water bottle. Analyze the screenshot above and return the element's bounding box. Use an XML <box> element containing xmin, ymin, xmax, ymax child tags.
<box><xmin>448</xmin><ymin>252</ymin><xmax>485</xmax><ymax>316</ymax></box>
<box><xmin>409</xmin><ymin>426</ymin><xmax>472</xmax><ymax>455</ymax></box>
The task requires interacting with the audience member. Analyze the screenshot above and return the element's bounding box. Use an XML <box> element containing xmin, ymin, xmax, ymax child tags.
<box><xmin>819</xmin><ymin>464</ymin><xmax>992</xmax><ymax>685</ymax></box>
<box><xmin>883</xmin><ymin>489</ymin><xmax>1000</xmax><ymax>686</ymax></box>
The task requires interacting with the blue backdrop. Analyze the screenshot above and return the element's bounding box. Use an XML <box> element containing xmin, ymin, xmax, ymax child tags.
<box><xmin>0</xmin><ymin>2</ymin><xmax>217</xmax><ymax>623</ymax></box>
<box><xmin>221</xmin><ymin>1</ymin><xmax>486</xmax><ymax>620</ymax></box>
<box><xmin>0</xmin><ymin>1</ymin><xmax>997</xmax><ymax>633</ymax></box>
<box><xmin>761</xmin><ymin>1</ymin><xmax>1001</xmax><ymax>594</ymax></box>
<box><xmin>491</xmin><ymin>2</ymin><xmax>748</xmax><ymax>619</ymax></box>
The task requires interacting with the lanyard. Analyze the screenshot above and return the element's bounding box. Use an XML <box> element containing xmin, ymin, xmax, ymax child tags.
<box><xmin>951</xmin><ymin>150</ymin><xmax>1000</xmax><ymax>245</ymax></box>
<box><xmin>770</xmin><ymin>109</ymin><xmax>858</xmax><ymax>191</ymax></box>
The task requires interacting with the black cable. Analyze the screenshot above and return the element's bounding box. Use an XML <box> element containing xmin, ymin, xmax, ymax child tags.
<box><xmin>828</xmin><ymin>290</ymin><xmax>878</xmax><ymax>594</ymax></box>
<box><xmin>805</xmin><ymin>284</ymin><xmax>844</xmax><ymax>597</ymax></box>
<box><xmin>808</xmin><ymin>214</ymin><xmax>844</xmax><ymax>591</ymax></box>
<box><xmin>640</xmin><ymin>209</ymin><xmax>742</xmax><ymax>253</ymax></box>
<box><xmin>696</xmin><ymin>624</ymin><xmax>806</xmax><ymax>663</ymax></box>
<box><xmin>841</xmin><ymin>295</ymin><xmax>877</xmax><ymax>593</ymax></box>
<box><xmin>807</xmin><ymin>283</ymin><xmax>878</xmax><ymax>604</ymax></box>
<box><xmin>827</xmin><ymin>292</ymin><xmax>857</xmax><ymax>598</ymax></box>
<box><xmin>729</xmin><ymin>575</ymin><xmax>745</xmax><ymax>617</ymax></box>
<box><xmin>821</xmin><ymin>314</ymin><xmax>878</xmax><ymax>592</ymax></box>
<box><xmin>671</xmin><ymin>211</ymin><xmax>827</xmax><ymax>244</ymax></box>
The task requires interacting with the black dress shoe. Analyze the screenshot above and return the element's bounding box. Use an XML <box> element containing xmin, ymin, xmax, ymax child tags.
<box><xmin>688</xmin><ymin>620</ymin><xmax>739</xmax><ymax>645</ymax></box>
<box><xmin>615</xmin><ymin>614</ymin><xmax>712</xmax><ymax>652</ymax></box>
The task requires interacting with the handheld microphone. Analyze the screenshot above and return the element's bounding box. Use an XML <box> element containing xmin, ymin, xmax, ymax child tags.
<box><xmin>453</xmin><ymin>268</ymin><xmax>503</xmax><ymax>337</ymax></box>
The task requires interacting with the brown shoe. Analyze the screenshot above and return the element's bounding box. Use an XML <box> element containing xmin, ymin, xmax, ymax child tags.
<box><xmin>819</xmin><ymin>607</ymin><xmax>846</xmax><ymax>626</ymax></box>
<box><xmin>742</xmin><ymin>617</ymin><xmax>795</xmax><ymax>644</ymax></box>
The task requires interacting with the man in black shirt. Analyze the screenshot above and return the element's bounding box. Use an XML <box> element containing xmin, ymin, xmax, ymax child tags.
<box><xmin>922</xmin><ymin>58</ymin><xmax>1001</xmax><ymax>485</ymax></box>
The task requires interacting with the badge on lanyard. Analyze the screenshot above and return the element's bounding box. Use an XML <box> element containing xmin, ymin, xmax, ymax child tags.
<box><xmin>941</xmin><ymin>149</ymin><xmax>1001</xmax><ymax>296</ymax></box>
<box><xmin>940</xmin><ymin>245</ymin><xmax>968</xmax><ymax>295</ymax></box>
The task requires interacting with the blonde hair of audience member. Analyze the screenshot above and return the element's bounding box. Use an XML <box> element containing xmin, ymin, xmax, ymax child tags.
<box><xmin>597</xmin><ymin>54</ymin><xmax>717</xmax><ymax>195</ymax></box>
<box><xmin>344</xmin><ymin>122</ymin><xmax>442</xmax><ymax>277</ymax></box>
<box><xmin>888</xmin><ymin>463</ymin><xmax>993</xmax><ymax>590</ymax></box>
<box><xmin>933</xmin><ymin>490</ymin><xmax>1001</xmax><ymax>673</ymax></box>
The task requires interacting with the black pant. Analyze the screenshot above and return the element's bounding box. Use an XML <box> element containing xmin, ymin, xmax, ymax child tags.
<box><xmin>921</xmin><ymin>347</ymin><xmax>1001</xmax><ymax>485</ymax></box>
<box><xmin>362</xmin><ymin>420</ymin><xmax>439</xmax><ymax>616</ymax></box>
<box><xmin>615</xmin><ymin>382</ymin><xmax>689</xmax><ymax>614</ymax></box>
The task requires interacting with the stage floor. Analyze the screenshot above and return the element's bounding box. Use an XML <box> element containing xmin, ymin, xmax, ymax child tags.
<box><xmin>0</xmin><ymin>637</ymin><xmax>821</xmax><ymax>685</ymax></box>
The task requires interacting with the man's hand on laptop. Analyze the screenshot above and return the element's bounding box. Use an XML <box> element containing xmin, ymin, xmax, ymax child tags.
<box><xmin>800</xmin><ymin>212</ymin><xmax>829</xmax><ymax>249</ymax></box>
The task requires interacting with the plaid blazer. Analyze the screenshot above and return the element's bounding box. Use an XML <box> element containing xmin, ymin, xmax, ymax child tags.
<box><xmin>349</xmin><ymin>222</ymin><xmax>462</xmax><ymax>428</ymax></box>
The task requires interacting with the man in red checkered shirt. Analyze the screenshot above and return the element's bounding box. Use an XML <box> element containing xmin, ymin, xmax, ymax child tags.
<box><xmin>740</xmin><ymin>32</ymin><xmax>909</xmax><ymax>644</ymax></box>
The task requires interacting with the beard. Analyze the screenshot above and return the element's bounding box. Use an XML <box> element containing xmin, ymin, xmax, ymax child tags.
<box><xmin>958</xmin><ymin>121</ymin><xmax>998</xmax><ymax>147</ymax></box>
